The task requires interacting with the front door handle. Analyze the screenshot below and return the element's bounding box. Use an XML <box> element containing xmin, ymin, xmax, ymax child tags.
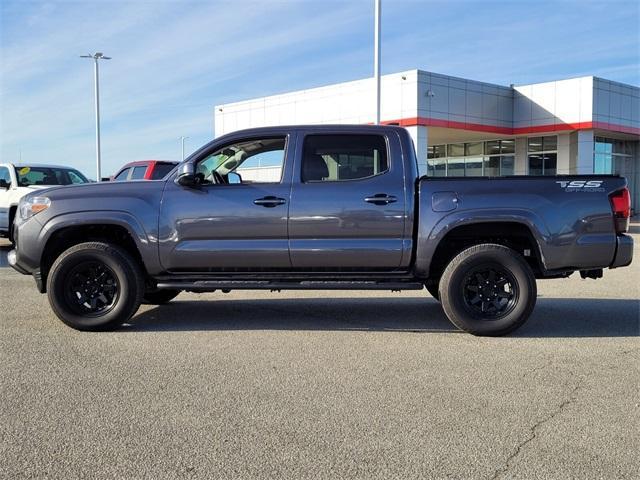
<box><xmin>364</xmin><ymin>193</ymin><xmax>397</xmax><ymax>205</ymax></box>
<box><xmin>253</xmin><ymin>196</ymin><xmax>286</xmax><ymax>207</ymax></box>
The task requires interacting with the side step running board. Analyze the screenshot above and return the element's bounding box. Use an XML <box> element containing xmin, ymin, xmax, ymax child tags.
<box><xmin>156</xmin><ymin>280</ymin><xmax>425</xmax><ymax>292</ymax></box>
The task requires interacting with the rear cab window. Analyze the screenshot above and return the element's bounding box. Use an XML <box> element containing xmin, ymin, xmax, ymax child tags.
<box><xmin>301</xmin><ymin>134</ymin><xmax>388</xmax><ymax>182</ymax></box>
<box><xmin>130</xmin><ymin>166</ymin><xmax>147</xmax><ymax>180</ymax></box>
<box><xmin>151</xmin><ymin>163</ymin><xmax>176</xmax><ymax>180</ymax></box>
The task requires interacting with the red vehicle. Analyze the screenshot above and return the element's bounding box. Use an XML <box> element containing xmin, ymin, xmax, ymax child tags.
<box><xmin>111</xmin><ymin>160</ymin><xmax>178</xmax><ymax>181</ymax></box>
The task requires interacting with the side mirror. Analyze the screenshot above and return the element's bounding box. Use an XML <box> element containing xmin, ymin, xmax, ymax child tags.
<box><xmin>227</xmin><ymin>172</ymin><xmax>242</xmax><ymax>184</ymax></box>
<box><xmin>0</xmin><ymin>179</ymin><xmax>10</xmax><ymax>190</ymax></box>
<box><xmin>175</xmin><ymin>163</ymin><xmax>198</xmax><ymax>187</ymax></box>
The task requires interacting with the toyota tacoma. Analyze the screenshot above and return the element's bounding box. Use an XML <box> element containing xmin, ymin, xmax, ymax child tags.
<box><xmin>8</xmin><ymin>125</ymin><xmax>633</xmax><ymax>335</ymax></box>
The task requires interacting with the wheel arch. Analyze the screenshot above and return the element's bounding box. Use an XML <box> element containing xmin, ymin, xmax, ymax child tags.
<box><xmin>415</xmin><ymin>214</ymin><xmax>549</xmax><ymax>280</ymax></box>
<box><xmin>8</xmin><ymin>204</ymin><xmax>17</xmax><ymax>239</ymax></box>
<box><xmin>38</xmin><ymin>212</ymin><xmax>153</xmax><ymax>291</ymax></box>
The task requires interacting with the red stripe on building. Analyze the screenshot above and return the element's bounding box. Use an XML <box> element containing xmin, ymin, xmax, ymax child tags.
<box><xmin>381</xmin><ymin>117</ymin><xmax>640</xmax><ymax>136</ymax></box>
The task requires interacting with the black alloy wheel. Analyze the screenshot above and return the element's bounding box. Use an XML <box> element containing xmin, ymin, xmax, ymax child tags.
<box><xmin>461</xmin><ymin>265</ymin><xmax>518</xmax><ymax>319</ymax></box>
<box><xmin>63</xmin><ymin>261</ymin><xmax>119</xmax><ymax>316</ymax></box>
<box><xmin>47</xmin><ymin>242</ymin><xmax>144</xmax><ymax>331</ymax></box>
<box><xmin>439</xmin><ymin>243</ymin><xmax>537</xmax><ymax>336</ymax></box>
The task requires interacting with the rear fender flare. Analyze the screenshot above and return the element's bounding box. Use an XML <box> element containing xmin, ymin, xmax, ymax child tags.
<box><xmin>414</xmin><ymin>208</ymin><xmax>551</xmax><ymax>278</ymax></box>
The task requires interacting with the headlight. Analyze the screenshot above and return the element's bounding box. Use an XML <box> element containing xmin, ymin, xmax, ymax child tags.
<box><xmin>20</xmin><ymin>196</ymin><xmax>51</xmax><ymax>219</ymax></box>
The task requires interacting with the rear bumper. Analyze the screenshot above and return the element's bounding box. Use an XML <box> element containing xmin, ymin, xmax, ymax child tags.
<box><xmin>610</xmin><ymin>234</ymin><xmax>633</xmax><ymax>268</ymax></box>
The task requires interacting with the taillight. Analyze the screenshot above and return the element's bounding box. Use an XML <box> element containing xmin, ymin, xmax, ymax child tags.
<box><xmin>609</xmin><ymin>188</ymin><xmax>631</xmax><ymax>233</ymax></box>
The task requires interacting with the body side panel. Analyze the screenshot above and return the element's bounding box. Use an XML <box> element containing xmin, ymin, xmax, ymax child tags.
<box><xmin>415</xmin><ymin>176</ymin><xmax>626</xmax><ymax>277</ymax></box>
<box><xmin>12</xmin><ymin>181</ymin><xmax>164</xmax><ymax>274</ymax></box>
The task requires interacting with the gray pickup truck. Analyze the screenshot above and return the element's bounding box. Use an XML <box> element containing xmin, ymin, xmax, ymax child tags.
<box><xmin>9</xmin><ymin>125</ymin><xmax>633</xmax><ymax>335</ymax></box>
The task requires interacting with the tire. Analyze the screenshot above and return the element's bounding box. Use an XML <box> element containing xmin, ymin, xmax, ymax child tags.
<box><xmin>425</xmin><ymin>279</ymin><xmax>440</xmax><ymax>301</ymax></box>
<box><xmin>46</xmin><ymin>242</ymin><xmax>144</xmax><ymax>331</ymax></box>
<box><xmin>8</xmin><ymin>208</ymin><xmax>16</xmax><ymax>244</ymax></box>
<box><xmin>143</xmin><ymin>289</ymin><xmax>180</xmax><ymax>305</ymax></box>
<box><xmin>439</xmin><ymin>243</ymin><xmax>536</xmax><ymax>336</ymax></box>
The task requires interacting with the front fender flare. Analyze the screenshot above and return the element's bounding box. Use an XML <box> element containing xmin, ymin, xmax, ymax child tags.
<box><xmin>38</xmin><ymin>210</ymin><xmax>154</xmax><ymax>269</ymax></box>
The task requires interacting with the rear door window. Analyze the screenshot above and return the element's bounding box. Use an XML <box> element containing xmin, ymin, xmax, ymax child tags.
<box><xmin>301</xmin><ymin>134</ymin><xmax>388</xmax><ymax>182</ymax></box>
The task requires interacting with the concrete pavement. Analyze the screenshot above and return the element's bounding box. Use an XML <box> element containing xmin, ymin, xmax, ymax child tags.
<box><xmin>0</xmin><ymin>232</ymin><xmax>638</xmax><ymax>479</ymax></box>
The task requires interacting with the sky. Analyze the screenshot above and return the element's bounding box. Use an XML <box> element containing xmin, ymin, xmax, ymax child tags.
<box><xmin>1</xmin><ymin>0</ymin><xmax>639</xmax><ymax>179</ymax></box>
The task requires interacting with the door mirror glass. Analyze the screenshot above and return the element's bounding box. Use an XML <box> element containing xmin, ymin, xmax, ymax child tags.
<box><xmin>175</xmin><ymin>163</ymin><xmax>199</xmax><ymax>187</ymax></box>
<box><xmin>227</xmin><ymin>172</ymin><xmax>242</xmax><ymax>184</ymax></box>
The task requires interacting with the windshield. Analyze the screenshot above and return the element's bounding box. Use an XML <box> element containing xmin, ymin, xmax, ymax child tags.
<box><xmin>14</xmin><ymin>166</ymin><xmax>89</xmax><ymax>186</ymax></box>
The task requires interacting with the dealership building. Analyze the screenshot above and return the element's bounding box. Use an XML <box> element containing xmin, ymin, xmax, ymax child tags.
<box><xmin>214</xmin><ymin>69</ymin><xmax>640</xmax><ymax>210</ymax></box>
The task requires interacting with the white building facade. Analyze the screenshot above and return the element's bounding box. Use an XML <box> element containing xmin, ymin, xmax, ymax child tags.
<box><xmin>214</xmin><ymin>70</ymin><xmax>640</xmax><ymax>210</ymax></box>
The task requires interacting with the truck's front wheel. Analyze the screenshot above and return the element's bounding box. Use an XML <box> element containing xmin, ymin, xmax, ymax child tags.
<box><xmin>46</xmin><ymin>242</ymin><xmax>144</xmax><ymax>331</ymax></box>
<box><xmin>439</xmin><ymin>244</ymin><xmax>536</xmax><ymax>336</ymax></box>
<box><xmin>425</xmin><ymin>279</ymin><xmax>440</xmax><ymax>301</ymax></box>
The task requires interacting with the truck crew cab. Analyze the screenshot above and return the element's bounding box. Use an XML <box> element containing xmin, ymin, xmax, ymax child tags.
<box><xmin>8</xmin><ymin>125</ymin><xmax>633</xmax><ymax>335</ymax></box>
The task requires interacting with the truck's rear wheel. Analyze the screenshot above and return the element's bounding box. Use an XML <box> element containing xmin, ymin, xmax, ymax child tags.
<box><xmin>46</xmin><ymin>242</ymin><xmax>144</xmax><ymax>331</ymax></box>
<box><xmin>439</xmin><ymin>244</ymin><xmax>536</xmax><ymax>336</ymax></box>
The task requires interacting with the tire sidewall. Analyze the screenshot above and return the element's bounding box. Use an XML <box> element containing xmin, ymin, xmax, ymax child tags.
<box><xmin>47</xmin><ymin>244</ymin><xmax>142</xmax><ymax>330</ymax></box>
<box><xmin>440</xmin><ymin>245</ymin><xmax>536</xmax><ymax>336</ymax></box>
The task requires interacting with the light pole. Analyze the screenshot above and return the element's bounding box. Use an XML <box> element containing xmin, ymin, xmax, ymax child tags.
<box><xmin>180</xmin><ymin>136</ymin><xmax>189</xmax><ymax>161</ymax></box>
<box><xmin>374</xmin><ymin>0</ymin><xmax>381</xmax><ymax>125</ymax></box>
<box><xmin>80</xmin><ymin>52</ymin><xmax>111</xmax><ymax>181</ymax></box>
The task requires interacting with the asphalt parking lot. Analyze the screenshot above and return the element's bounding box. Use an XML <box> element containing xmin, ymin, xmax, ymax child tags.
<box><xmin>1</xmin><ymin>228</ymin><xmax>638</xmax><ymax>480</ymax></box>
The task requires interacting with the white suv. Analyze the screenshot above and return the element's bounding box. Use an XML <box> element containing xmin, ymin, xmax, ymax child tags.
<box><xmin>0</xmin><ymin>163</ymin><xmax>90</xmax><ymax>242</ymax></box>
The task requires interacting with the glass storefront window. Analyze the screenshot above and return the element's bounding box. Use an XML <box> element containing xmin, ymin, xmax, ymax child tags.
<box><xmin>594</xmin><ymin>153</ymin><xmax>612</xmax><ymax>174</ymax></box>
<box><xmin>528</xmin><ymin>136</ymin><xmax>556</xmax><ymax>153</ymax></box>
<box><xmin>528</xmin><ymin>137</ymin><xmax>543</xmax><ymax>152</ymax></box>
<box><xmin>501</xmin><ymin>156</ymin><xmax>515</xmax><ymax>175</ymax></box>
<box><xmin>428</xmin><ymin>145</ymin><xmax>446</xmax><ymax>158</ymax></box>
<box><xmin>483</xmin><ymin>156</ymin><xmax>500</xmax><ymax>176</ymax></box>
<box><xmin>501</xmin><ymin>140</ymin><xmax>515</xmax><ymax>154</ymax></box>
<box><xmin>485</xmin><ymin>140</ymin><xmax>500</xmax><ymax>155</ymax></box>
<box><xmin>594</xmin><ymin>137</ymin><xmax>633</xmax><ymax>174</ymax></box>
<box><xmin>595</xmin><ymin>138</ymin><xmax>613</xmax><ymax>154</ymax></box>
<box><xmin>528</xmin><ymin>136</ymin><xmax>557</xmax><ymax>175</ymax></box>
<box><xmin>425</xmin><ymin>137</ymin><xmax>555</xmax><ymax>178</ymax></box>
<box><xmin>542</xmin><ymin>136</ymin><xmax>557</xmax><ymax>151</ymax></box>
<box><xmin>465</xmin><ymin>142</ymin><xmax>483</xmax><ymax>156</ymax></box>
<box><xmin>528</xmin><ymin>154</ymin><xmax>543</xmax><ymax>175</ymax></box>
<box><xmin>432</xmin><ymin>158</ymin><xmax>447</xmax><ymax>177</ymax></box>
<box><xmin>465</xmin><ymin>157</ymin><xmax>483</xmax><ymax>176</ymax></box>
<box><xmin>542</xmin><ymin>153</ymin><xmax>557</xmax><ymax>175</ymax></box>
<box><xmin>447</xmin><ymin>157</ymin><xmax>465</xmax><ymax>176</ymax></box>
<box><xmin>527</xmin><ymin>154</ymin><xmax>558</xmax><ymax>176</ymax></box>
<box><xmin>448</xmin><ymin>143</ymin><xmax>465</xmax><ymax>157</ymax></box>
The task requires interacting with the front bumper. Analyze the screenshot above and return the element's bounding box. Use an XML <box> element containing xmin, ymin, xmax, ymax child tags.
<box><xmin>9</xmin><ymin>248</ymin><xmax>45</xmax><ymax>292</ymax></box>
<box><xmin>7</xmin><ymin>249</ymin><xmax>29</xmax><ymax>274</ymax></box>
<box><xmin>610</xmin><ymin>234</ymin><xmax>633</xmax><ymax>268</ymax></box>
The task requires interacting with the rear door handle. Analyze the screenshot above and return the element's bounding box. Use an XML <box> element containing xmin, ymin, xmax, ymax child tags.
<box><xmin>364</xmin><ymin>193</ymin><xmax>397</xmax><ymax>205</ymax></box>
<box><xmin>253</xmin><ymin>196</ymin><xmax>286</xmax><ymax>207</ymax></box>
